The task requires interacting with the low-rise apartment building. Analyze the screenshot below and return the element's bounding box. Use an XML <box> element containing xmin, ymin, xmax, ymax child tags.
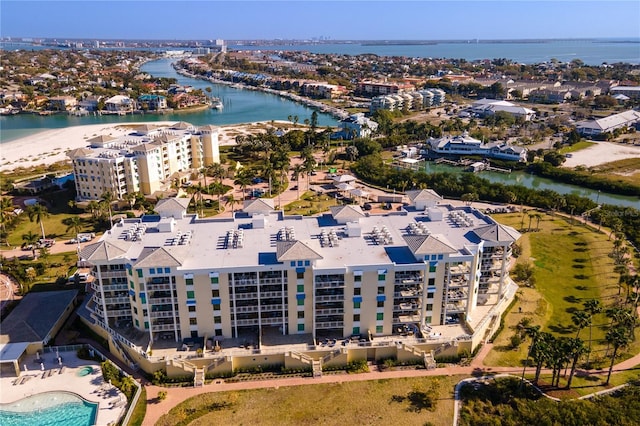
<box><xmin>68</xmin><ymin>122</ymin><xmax>220</xmax><ymax>200</ymax></box>
<box><xmin>576</xmin><ymin>109</ymin><xmax>640</xmax><ymax>137</ymax></box>
<box><xmin>427</xmin><ymin>132</ymin><xmax>528</xmax><ymax>162</ymax></box>
<box><xmin>370</xmin><ymin>88</ymin><xmax>446</xmax><ymax>113</ymax></box>
<box><xmin>78</xmin><ymin>192</ymin><xmax>520</xmax><ymax>375</ymax></box>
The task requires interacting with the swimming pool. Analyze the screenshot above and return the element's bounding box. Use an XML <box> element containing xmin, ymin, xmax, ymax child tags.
<box><xmin>0</xmin><ymin>391</ymin><xmax>97</xmax><ymax>426</ymax></box>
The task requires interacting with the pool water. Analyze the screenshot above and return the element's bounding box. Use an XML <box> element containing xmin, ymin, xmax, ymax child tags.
<box><xmin>76</xmin><ymin>366</ymin><xmax>94</xmax><ymax>377</ymax></box>
<box><xmin>0</xmin><ymin>392</ymin><xmax>97</xmax><ymax>426</ymax></box>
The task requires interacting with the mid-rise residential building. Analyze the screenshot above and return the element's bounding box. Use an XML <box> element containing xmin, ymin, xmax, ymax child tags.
<box><xmin>336</xmin><ymin>113</ymin><xmax>379</xmax><ymax>139</ymax></box>
<box><xmin>67</xmin><ymin>122</ymin><xmax>220</xmax><ymax>200</ymax></box>
<box><xmin>370</xmin><ymin>88</ymin><xmax>446</xmax><ymax>113</ymax></box>
<box><xmin>78</xmin><ymin>192</ymin><xmax>520</xmax><ymax>375</ymax></box>
<box><xmin>356</xmin><ymin>80</ymin><xmax>415</xmax><ymax>97</ymax></box>
<box><xmin>427</xmin><ymin>132</ymin><xmax>528</xmax><ymax>162</ymax></box>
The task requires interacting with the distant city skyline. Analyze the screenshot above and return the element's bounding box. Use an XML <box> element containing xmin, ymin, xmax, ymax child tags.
<box><xmin>1</xmin><ymin>1</ymin><xmax>639</xmax><ymax>41</ymax></box>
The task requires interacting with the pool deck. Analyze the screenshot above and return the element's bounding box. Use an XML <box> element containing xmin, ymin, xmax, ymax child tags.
<box><xmin>0</xmin><ymin>350</ymin><xmax>126</xmax><ymax>426</ymax></box>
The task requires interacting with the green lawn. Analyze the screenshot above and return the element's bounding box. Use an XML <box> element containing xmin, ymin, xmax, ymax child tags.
<box><xmin>558</xmin><ymin>141</ymin><xmax>596</xmax><ymax>154</ymax></box>
<box><xmin>155</xmin><ymin>375</ymin><xmax>462</xmax><ymax>426</ymax></box>
<box><xmin>284</xmin><ymin>192</ymin><xmax>339</xmax><ymax>216</ymax></box>
<box><xmin>484</xmin><ymin>212</ymin><xmax>635</xmax><ymax>368</ymax></box>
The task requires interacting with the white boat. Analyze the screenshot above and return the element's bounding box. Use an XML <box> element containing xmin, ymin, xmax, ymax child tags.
<box><xmin>211</xmin><ymin>97</ymin><xmax>223</xmax><ymax>110</ymax></box>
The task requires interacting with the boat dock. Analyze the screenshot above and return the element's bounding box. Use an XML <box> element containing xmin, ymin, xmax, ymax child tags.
<box><xmin>433</xmin><ymin>158</ymin><xmax>511</xmax><ymax>173</ymax></box>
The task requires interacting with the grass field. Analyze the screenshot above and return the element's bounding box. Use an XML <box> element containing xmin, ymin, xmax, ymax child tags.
<box><xmin>587</xmin><ymin>157</ymin><xmax>640</xmax><ymax>188</ymax></box>
<box><xmin>155</xmin><ymin>376</ymin><xmax>462</xmax><ymax>426</ymax></box>
<box><xmin>483</xmin><ymin>211</ymin><xmax>638</xmax><ymax>369</ymax></box>
<box><xmin>558</xmin><ymin>141</ymin><xmax>596</xmax><ymax>154</ymax></box>
<box><xmin>284</xmin><ymin>192</ymin><xmax>339</xmax><ymax>216</ymax></box>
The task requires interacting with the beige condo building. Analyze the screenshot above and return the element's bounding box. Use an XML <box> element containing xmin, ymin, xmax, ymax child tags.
<box><xmin>68</xmin><ymin>122</ymin><xmax>220</xmax><ymax>201</ymax></box>
<box><xmin>78</xmin><ymin>190</ymin><xmax>521</xmax><ymax>377</ymax></box>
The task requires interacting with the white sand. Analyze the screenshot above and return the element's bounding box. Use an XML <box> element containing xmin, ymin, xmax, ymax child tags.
<box><xmin>0</xmin><ymin>121</ymin><xmax>289</xmax><ymax>172</ymax></box>
<box><xmin>562</xmin><ymin>141</ymin><xmax>640</xmax><ymax>168</ymax></box>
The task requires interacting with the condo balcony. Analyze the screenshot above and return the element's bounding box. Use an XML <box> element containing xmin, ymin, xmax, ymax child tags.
<box><xmin>149</xmin><ymin>310</ymin><xmax>175</xmax><ymax>319</ymax></box>
<box><xmin>151</xmin><ymin>323</ymin><xmax>177</xmax><ymax>332</ymax></box>
<box><xmin>446</xmin><ymin>289</ymin><xmax>468</xmax><ymax>300</ymax></box>
<box><xmin>97</xmin><ymin>283</ymin><xmax>129</xmax><ymax>292</ymax></box>
<box><xmin>97</xmin><ymin>270</ymin><xmax>128</xmax><ymax>279</ymax></box>
<box><xmin>146</xmin><ymin>282</ymin><xmax>174</xmax><ymax>291</ymax></box>
<box><xmin>397</xmin><ymin>314</ymin><xmax>421</xmax><ymax>323</ymax></box>
<box><xmin>103</xmin><ymin>296</ymin><xmax>130</xmax><ymax>304</ymax></box>
<box><xmin>395</xmin><ymin>302</ymin><xmax>421</xmax><ymax>311</ymax></box>
<box><xmin>314</xmin><ymin>280</ymin><xmax>345</xmax><ymax>289</ymax></box>
<box><xmin>316</xmin><ymin>321</ymin><xmax>344</xmax><ymax>329</ymax></box>
<box><xmin>315</xmin><ymin>295</ymin><xmax>344</xmax><ymax>302</ymax></box>
<box><xmin>147</xmin><ymin>297</ymin><xmax>174</xmax><ymax>304</ymax></box>
<box><xmin>315</xmin><ymin>308</ymin><xmax>345</xmax><ymax>315</ymax></box>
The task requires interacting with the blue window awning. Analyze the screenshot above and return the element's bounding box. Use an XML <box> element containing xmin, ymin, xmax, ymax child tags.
<box><xmin>353</xmin><ymin>296</ymin><xmax>363</xmax><ymax>303</ymax></box>
<box><xmin>296</xmin><ymin>267</ymin><xmax>306</xmax><ymax>274</ymax></box>
<box><xmin>186</xmin><ymin>300</ymin><xmax>196</xmax><ymax>306</ymax></box>
<box><xmin>376</xmin><ymin>295</ymin><xmax>386</xmax><ymax>302</ymax></box>
<box><xmin>211</xmin><ymin>298</ymin><xmax>221</xmax><ymax>305</ymax></box>
<box><xmin>377</xmin><ymin>269</ymin><xmax>387</xmax><ymax>275</ymax></box>
<box><xmin>296</xmin><ymin>293</ymin><xmax>306</xmax><ymax>300</ymax></box>
<box><xmin>128</xmin><ymin>289</ymin><xmax>135</xmax><ymax>297</ymax></box>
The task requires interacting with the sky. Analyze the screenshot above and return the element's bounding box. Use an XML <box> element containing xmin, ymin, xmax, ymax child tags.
<box><xmin>1</xmin><ymin>1</ymin><xmax>639</xmax><ymax>41</ymax></box>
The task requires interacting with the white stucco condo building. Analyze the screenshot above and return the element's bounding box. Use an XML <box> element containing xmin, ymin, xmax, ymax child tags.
<box><xmin>78</xmin><ymin>191</ymin><xmax>520</xmax><ymax>376</ymax></box>
<box><xmin>68</xmin><ymin>122</ymin><xmax>220</xmax><ymax>200</ymax></box>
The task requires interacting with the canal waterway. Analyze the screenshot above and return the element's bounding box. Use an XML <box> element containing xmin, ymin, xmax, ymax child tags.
<box><xmin>421</xmin><ymin>162</ymin><xmax>639</xmax><ymax>209</ymax></box>
<box><xmin>0</xmin><ymin>57</ymin><xmax>637</xmax><ymax>209</ymax></box>
<box><xmin>0</xmin><ymin>58</ymin><xmax>337</xmax><ymax>143</ymax></box>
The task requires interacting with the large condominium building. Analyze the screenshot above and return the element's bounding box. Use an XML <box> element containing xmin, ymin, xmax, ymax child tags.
<box><xmin>68</xmin><ymin>122</ymin><xmax>220</xmax><ymax>201</ymax></box>
<box><xmin>79</xmin><ymin>191</ymin><xmax>520</xmax><ymax>374</ymax></box>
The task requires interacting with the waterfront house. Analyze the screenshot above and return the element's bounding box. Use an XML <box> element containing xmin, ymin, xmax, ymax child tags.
<box><xmin>48</xmin><ymin>95</ymin><xmax>77</xmax><ymax>111</ymax></box>
<box><xmin>138</xmin><ymin>94</ymin><xmax>167</xmax><ymax>111</ymax></box>
<box><xmin>336</xmin><ymin>113</ymin><xmax>379</xmax><ymax>139</ymax></box>
<box><xmin>428</xmin><ymin>132</ymin><xmax>528</xmax><ymax>162</ymax></box>
<box><xmin>104</xmin><ymin>95</ymin><xmax>134</xmax><ymax>112</ymax></box>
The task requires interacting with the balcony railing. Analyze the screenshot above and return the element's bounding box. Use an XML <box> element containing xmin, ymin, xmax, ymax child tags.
<box><xmin>148</xmin><ymin>297</ymin><xmax>174</xmax><ymax>304</ymax></box>
<box><xmin>314</xmin><ymin>281</ymin><xmax>345</xmax><ymax>289</ymax></box>
<box><xmin>315</xmin><ymin>295</ymin><xmax>343</xmax><ymax>302</ymax></box>
<box><xmin>103</xmin><ymin>296</ymin><xmax>130</xmax><ymax>304</ymax></box>
<box><xmin>98</xmin><ymin>271</ymin><xmax>128</xmax><ymax>279</ymax></box>
<box><xmin>151</xmin><ymin>324</ymin><xmax>176</xmax><ymax>332</ymax></box>
<box><xmin>146</xmin><ymin>283</ymin><xmax>174</xmax><ymax>291</ymax></box>
<box><xmin>150</xmin><ymin>310</ymin><xmax>175</xmax><ymax>319</ymax></box>
<box><xmin>316</xmin><ymin>321</ymin><xmax>344</xmax><ymax>329</ymax></box>
<box><xmin>315</xmin><ymin>308</ymin><xmax>344</xmax><ymax>315</ymax></box>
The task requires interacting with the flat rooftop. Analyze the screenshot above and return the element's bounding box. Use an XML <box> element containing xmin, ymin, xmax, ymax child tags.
<box><xmin>91</xmin><ymin>204</ymin><xmax>496</xmax><ymax>271</ymax></box>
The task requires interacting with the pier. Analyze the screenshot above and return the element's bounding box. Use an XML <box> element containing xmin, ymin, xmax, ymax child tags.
<box><xmin>433</xmin><ymin>158</ymin><xmax>511</xmax><ymax>173</ymax></box>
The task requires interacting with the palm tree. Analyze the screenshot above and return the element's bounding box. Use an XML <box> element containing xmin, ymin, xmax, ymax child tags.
<box><xmin>527</xmin><ymin>212</ymin><xmax>534</xmax><ymax>232</ymax></box>
<box><xmin>566</xmin><ymin>337</ymin><xmax>587</xmax><ymax>389</ymax></box>
<box><xmin>233</xmin><ymin>171</ymin><xmax>252</xmax><ymax>201</ymax></box>
<box><xmin>533</xmin><ymin>213</ymin><xmax>542</xmax><ymax>231</ymax></box>
<box><xmin>26</xmin><ymin>203</ymin><xmax>49</xmax><ymax>240</ymax></box>
<box><xmin>520</xmin><ymin>325</ymin><xmax>540</xmax><ymax>388</ymax></box>
<box><xmin>583</xmin><ymin>298</ymin><xmax>602</xmax><ymax>366</ymax></box>
<box><xmin>100</xmin><ymin>191</ymin><xmax>114</xmax><ymax>227</ymax></box>
<box><xmin>291</xmin><ymin>164</ymin><xmax>304</xmax><ymax>199</ymax></box>
<box><xmin>531</xmin><ymin>331</ymin><xmax>553</xmax><ymax>384</ymax></box>
<box><xmin>22</xmin><ymin>231</ymin><xmax>39</xmax><ymax>257</ymax></box>
<box><xmin>605</xmin><ymin>325</ymin><xmax>630</xmax><ymax>385</ymax></box>
<box><xmin>571</xmin><ymin>310</ymin><xmax>590</xmax><ymax>339</ymax></box>
<box><xmin>225</xmin><ymin>194</ymin><xmax>238</xmax><ymax>214</ymax></box>
<box><xmin>0</xmin><ymin>197</ymin><xmax>14</xmax><ymax>246</ymax></box>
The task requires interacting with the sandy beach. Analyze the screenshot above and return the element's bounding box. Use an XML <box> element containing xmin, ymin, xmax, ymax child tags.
<box><xmin>562</xmin><ymin>141</ymin><xmax>640</xmax><ymax>168</ymax></box>
<box><xmin>0</xmin><ymin>121</ymin><xmax>289</xmax><ymax>172</ymax></box>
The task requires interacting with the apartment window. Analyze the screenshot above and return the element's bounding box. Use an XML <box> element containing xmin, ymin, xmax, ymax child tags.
<box><xmin>135</xmin><ymin>319</ymin><xmax>139</xmax><ymax>327</ymax></box>
<box><xmin>144</xmin><ymin>321</ymin><xmax>149</xmax><ymax>329</ymax></box>
<box><xmin>290</xmin><ymin>261</ymin><xmax>295</xmax><ymax>267</ymax></box>
<box><xmin>353</xmin><ymin>302</ymin><xmax>361</xmax><ymax>309</ymax></box>
<box><xmin>305</xmin><ymin>260</ymin><xmax>310</xmax><ymax>266</ymax></box>
<box><xmin>214</xmin><ymin>316</ymin><xmax>221</xmax><ymax>324</ymax></box>
<box><xmin>210</xmin><ymin>276</ymin><xmax>219</xmax><ymax>284</ymax></box>
<box><xmin>354</xmin><ymin>275</ymin><xmax>362</xmax><ymax>283</ymax></box>
<box><xmin>149</xmin><ymin>268</ymin><xmax>155</xmax><ymax>275</ymax></box>
<box><xmin>211</xmin><ymin>289</ymin><xmax>220</xmax><ymax>298</ymax></box>
<box><xmin>186</xmin><ymin>291</ymin><xmax>195</xmax><ymax>299</ymax></box>
<box><xmin>133</xmin><ymin>307</ymin><xmax>138</xmax><ymax>315</ymax></box>
<box><xmin>353</xmin><ymin>314</ymin><xmax>360</xmax><ymax>322</ymax></box>
<box><xmin>164</xmin><ymin>267</ymin><xmax>171</xmax><ymax>273</ymax></box>
<box><xmin>377</xmin><ymin>301</ymin><xmax>384</xmax><ymax>308</ymax></box>
<box><xmin>427</xmin><ymin>292</ymin><xmax>435</xmax><ymax>299</ymax></box>
<box><xmin>426</xmin><ymin>304</ymin><xmax>433</xmax><ymax>311</ymax></box>
<box><xmin>143</xmin><ymin>309</ymin><xmax>148</xmax><ymax>317</ymax></box>
<box><xmin>428</xmin><ymin>278</ymin><xmax>435</xmax><ymax>286</ymax></box>
<box><xmin>136</xmin><ymin>269</ymin><xmax>143</xmax><ymax>278</ymax></box>
<box><xmin>188</xmin><ymin>306</ymin><xmax>196</xmax><ymax>312</ymax></box>
<box><xmin>186</xmin><ymin>278</ymin><xmax>194</xmax><ymax>286</ymax></box>
<box><xmin>352</xmin><ymin>327</ymin><xmax>360</xmax><ymax>335</ymax></box>
<box><xmin>376</xmin><ymin>313</ymin><xmax>384</xmax><ymax>321</ymax></box>
<box><xmin>297</xmin><ymin>271</ymin><xmax>304</xmax><ymax>279</ymax></box>
<box><xmin>215</xmin><ymin>329</ymin><xmax>223</xmax><ymax>336</ymax></box>
<box><xmin>297</xmin><ymin>299</ymin><xmax>304</xmax><ymax>306</ymax></box>
<box><xmin>212</xmin><ymin>303</ymin><xmax>221</xmax><ymax>311</ymax></box>
<box><xmin>297</xmin><ymin>285</ymin><xmax>305</xmax><ymax>293</ymax></box>
<box><xmin>129</xmin><ymin>281</ymin><xmax>135</xmax><ymax>290</ymax></box>
<box><xmin>376</xmin><ymin>326</ymin><xmax>383</xmax><ymax>333</ymax></box>
<box><xmin>354</xmin><ymin>287</ymin><xmax>361</xmax><ymax>296</ymax></box>
<box><xmin>377</xmin><ymin>286</ymin><xmax>385</xmax><ymax>295</ymax></box>
<box><xmin>378</xmin><ymin>273</ymin><xmax>386</xmax><ymax>281</ymax></box>
<box><xmin>297</xmin><ymin>324</ymin><xmax>305</xmax><ymax>332</ymax></box>
<box><xmin>429</xmin><ymin>264</ymin><xmax>437</xmax><ymax>273</ymax></box>
<box><xmin>425</xmin><ymin>316</ymin><xmax>432</xmax><ymax>324</ymax></box>
<box><xmin>189</xmin><ymin>318</ymin><xmax>197</xmax><ymax>325</ymax></box>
